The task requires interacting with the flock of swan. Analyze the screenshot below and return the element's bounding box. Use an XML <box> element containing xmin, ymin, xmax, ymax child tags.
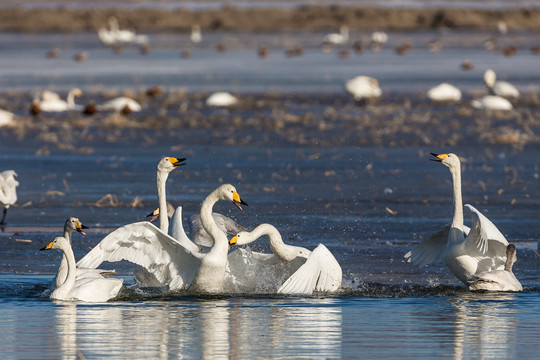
<box><xmin>1</xmin><ymin>149</ymin><xmax>527</xmax><ymax>302</ymax></box>
<box><xmin>346</xmin><ymin>68</ymin><xmax>520</xmax><ymax>110</ymax></box>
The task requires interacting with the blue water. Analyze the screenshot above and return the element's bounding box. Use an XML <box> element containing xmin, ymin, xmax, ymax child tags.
<box><xmin>2</xmin><ymin>274</ymin><xmax>539</xmax><ymax>359</ymax></box>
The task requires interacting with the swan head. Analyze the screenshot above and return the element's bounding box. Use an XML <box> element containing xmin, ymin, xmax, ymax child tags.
<box><xmin>146</xmin><ymin>202</ymin><xmax>175</xmax><ymax>221</ymax></box>
<box><xmin>229</xmin><ymin>231</ymin><xmax>250</xmax><ymax>246</ymax></box>
<box><xmin>506</xmin><ymin>244</ymin><xmax>517</xmax><ymax>268</ymax></box>
<box><xmin>217</xmin><ymin>184</ymin><xmax>248</xmax><ymax>210</ymax></box>
<box><xmin>430</xmin><ymin>153</ymin><xmax>460</xmax><ymax>169</ymax></box>
<box><xmin>483</xmin><ymin>69</ymin><xmax>496</xmax><ymax>87</ymax></box>
<box><xmin>64</xmin><ymin>217</ymin><xmax>88</xmax><ymax>236</ymax></box>
<box><xmin>40</xmin><ymin>236</ymin><xmax>69</xmax><ymax>251</ymax></box>
<box><xmin>157</xmin><ymin>156</ymin><xmax>186</xmax><ymax>173</ymax></box>
<box><xmin>70</xmin><ymin>88</ymin><xmax>83</xmax><ymax>97</ymax></box>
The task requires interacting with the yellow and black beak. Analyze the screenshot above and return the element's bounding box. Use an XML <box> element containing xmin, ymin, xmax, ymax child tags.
<box><xmin>229</xmin><ymin>235</ymin><xmax>238</xmax><ymax>246</ymax></box>
<box><xmin>232</xmin><ymin>191</ymin><xmax>248</xmax><ymax>210</ymax></box>
<box><xmin>169</xmin><ymin>157</ymin><xmax>187</xmax><ymax>167</ymax></box>
<box><xmin>40</xmin><ymin>241</ymin><xmax>54</xmax><ymax>251</ymax></box>
<box><xmin>430</xmin><ymin>153</ymin><xmax>448</xmax><ymax>162</ymax></box>
<box><xmin>76</xmin><ymin>220</ymin><xmax>89</xmax><ymax>235</ymax></box>
<box><xmin>146</xmin><ymin>207</ymin><xmax>160</xmax><ymax>222</ymax></box>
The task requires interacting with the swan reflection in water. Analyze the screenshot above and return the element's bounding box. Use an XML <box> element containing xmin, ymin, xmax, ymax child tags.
<box><xmin>53</xmin><ymin>298</ymin><xmax>342</xmax><ymax>359</ymax></box>
<box><xmin>451</xmin><ymin>292</ymin><xmax>518</xmax><ymax>360</ymax></box>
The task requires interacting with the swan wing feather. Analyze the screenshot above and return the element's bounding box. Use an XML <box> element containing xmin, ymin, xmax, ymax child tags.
<box><xmin>404</xmin><ymin>224</ymin><xmax>450</xmax><ymax>266</ymax></box>
<box><xmin>76</xmin><ymin>221</ymin><xmax>201</xmax><ymax>289</ymax></box>
<box><xmin>464</xmin><ymin>204</ymin><xmax>508</xmax><ymax>256</ymax></box>
<box><xmin>278</xmin><ymin>244</ymin><xmax>342</xmax><ymax>294</ymax></box>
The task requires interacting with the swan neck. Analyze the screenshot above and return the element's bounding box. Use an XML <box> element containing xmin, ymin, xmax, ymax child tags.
<box><xmin>249</xmin><ymin>224</ymin><xmax>284</xmax><ymax>247</ymax></box>
<box><xmin>67</xmin><ymin>91</ymin><xmax>76</xmax><ymax>108</ymax></box>
<box><xmin>56</xmin><ymin>242</ymin><xmax>77</xmax><ymax>295</ymax></box>
<box><xmin>449</xmin><ymin>164</ymin><xmax>463</xmax><ymax>230</ymax></box>
<box><xmin>200</xmin><ymin>190</ymin><xmax>228</xmax><ymax>253</ymax></box>
<box><xmin>157</xmin><ymin>169</ymin><xmax>169</xmax><ymax>233</ymax></box>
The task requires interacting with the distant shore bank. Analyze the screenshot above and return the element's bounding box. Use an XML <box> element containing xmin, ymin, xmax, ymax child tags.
<box><xmin>0</xmin><ymin>6</ymin><xmax>539</xmax><ymax>32</ymax></box>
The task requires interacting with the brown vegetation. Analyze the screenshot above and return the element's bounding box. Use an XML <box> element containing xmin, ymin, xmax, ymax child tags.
<box><xmin>0</xmin><ymin>6</ymin><xmax>539</xmax><ymax>32</ymax></box>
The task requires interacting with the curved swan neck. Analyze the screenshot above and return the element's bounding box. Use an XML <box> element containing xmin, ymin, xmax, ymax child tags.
<box><xmin>67</xmin><ymin>90</ymin><xmax>76</xmax><ymax>108</ymax></box>
<box><xmin>54</xmin><ymin>240</ymin><xmax>77</xmax><ymax>297</ymax></box>
<box><xmin>248</xmin><ymin>224</ymin><xmax>283</xmax><ymax>246</ymax></box>
<box><xmin>157</xmin><ymin>169</ymin><xmax>170</xmax><ymax>233</ymax></box>
<box><xmin>449</xmin><ymin>163</ymin><xmax>463</xmax><ymax>230</ymax></box>
<box><xmin>200</xmin><ymin>189</ymin><xmax>228</xmax><ymax>253</ymax></box>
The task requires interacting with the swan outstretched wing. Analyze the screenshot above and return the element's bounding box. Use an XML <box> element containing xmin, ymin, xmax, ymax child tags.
<box><xmin>464</xmin><ymin>204</ymin><xmax>508</xmax><ymax>257</ymax></box>
<box><xmin>76</xmin><ymin>221</ymin><xmax>201</xmax><ymax>290</ymax></box>
<box><xmin>404</xmin><ymin>225</ymin><xmax>450</xmax><ymax>266</ymax></box>
<box><xmin>278</xmin><ymin>244</ymin><xmax>342</xmax><ymax>294</ymax></box>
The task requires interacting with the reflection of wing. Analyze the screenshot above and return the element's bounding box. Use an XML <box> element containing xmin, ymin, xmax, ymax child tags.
<box><xmin>405</xmin><ymin>224</ymin><xmax>473</xmax><ymax>266</ymax></box>
<box><xmin>190</xmin><ymin>213</ymin><xmax>248</xmax><ymax>247</ymax></box>
<box><xmin>278</xmin><ymin>244</ymin><xmax>342</xmax><ymax>294</ymax></box>
<box><xmin>76</xmin><ymin>221</ymin><xmax>201</xmax><ymax>290</ymax></box>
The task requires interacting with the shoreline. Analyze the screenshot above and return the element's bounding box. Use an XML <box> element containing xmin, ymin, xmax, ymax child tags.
<box><xmin>1</xmin><ymin>6</ymin><xmax>540</xmax><ymax>32</ymax></box>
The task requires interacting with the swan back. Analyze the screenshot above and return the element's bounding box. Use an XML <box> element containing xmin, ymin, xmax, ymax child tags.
<box><xmin>427</xmin><ymin>83</ymin><xmax>462</xmax><ymax>101</ymax></box>
<box><xmin>345</xmin><ymin>76</ymin><xmax>382</xmax><ymax>101</ymax></box>
<box><xmin>472</xmin><ymin>95</ymin><xmax>513</xmax><ymax>110</ymax></box>
<box><xmin>206</xmin><ymin>92</ymin><xmax>238</xmax><ymax>107</ymax></box>
<box><xmin>0</xmin><ymin>170</ymin><xmax>19</xmax><ymax>206</ymax></box>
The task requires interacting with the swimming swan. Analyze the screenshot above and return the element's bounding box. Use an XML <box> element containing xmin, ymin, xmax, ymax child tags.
<box><xmin>0</xmin><ymin>109</ymin><xmax>15</xmax><ymax>128</ymax></box>
<box><xmin>484</xmin><ymin>69</ymin><xmax>519</xmax><ymax>98</ymax></box>
<box><xmin>404</xmin><ymin>153</ymin><xmax>509</xmax><ymax>285</ymax></box>
<box><xmin>76</xmin><ymin>183</ymin><xmax>247</xmax><ymax>293</ymax></box>
<box><xmin>323</xmin><ymin>25</ymin><xmax>349</xmax><ymax>45</ymax></box>
<box><xmin>98</xmin><ymin>97</ymin><xmax>142</xmax><ymax>113</ymax></box>
<box><xmin>228</xmin><ymin>223</ymin><xmax>342</xmax><ymax>294</ymax></box>
<box><xmin>427</xmin><ymin>83</ymin><xmax>462</xmax><ymax>102</ymax></box>
<box><xmin>52</xmin><ymin>217</ymin><xmax>115</xmax><ymax>290</ymax></box>
<box><xmin>469</xmin><ymin>244</ymin><xmax>523</xmax><ymax>291</ymax></box>
<box><xmin>39</xmin><ymin>88</ymin><xmax>82</xmax><ymax>112</ymax></box>
<box><xmin>0</xmin><ymin>170</ymin><xmax>19</xmax><ymax>225</ymax></box>
<box><xmin>40</xmin><ymin>236</ymin><xmax>123</xmax><ymax>302</ymax></box>
<box><xmin>471</xmin><ymin>95</ymin><xmax>513</xmax><ymax>110</ymax></box>
<box><xmin>345</xmin><ymin>76</ymin><xmax>382</xmax><ymax>101</ymax></box>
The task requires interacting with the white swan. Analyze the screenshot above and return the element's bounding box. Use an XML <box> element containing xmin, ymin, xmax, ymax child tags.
<box><xmin>76</xmin><ymin>183</ymin><xmax>247</xmax><ymax>293</ymax></box>
<box><xmin>98</xmin><ymin>16</ymin><xmax>149</xmax><ymax>45</ymax></box>
<box><xmin>427</xmin><ymin>83</ymin><xmax>462</xmax><ymax>102</ymax></box>
<box><xmin>405</xmin><ymin>153</ymin><xmax>509</xmax><ymax>285</ymax></box>
<box><xmin>39</xmin><ymin>88</ymin><xmax>82</xmax><ymax>112</ymax></box>
<box><xmin>471</xmin><ymin>95</ymin><xmax>513</xmax><ymax>110</ymax></box>
<box><xmin>206</xmin><ymin>92</ymin><xmax>238</xmax><ymax>107</ymax></box>
<box><xmin>40</xmin><ymin>236</ymin><xmax>123</xmax><ymax>302</ymax></box>
<box><xmin>484</xmin><ymin>69</ymin><xmax>519</xmax><ymax>98</ymax></box>
<box><xmin>228</xmin><ymin>224</ymin><xmax>342</xmax><ymax>294</ymax></box>
<box><xmin>323</xmin><ymin>25</ymin><xmax>349</xmax><ymax>45</ymax></box>
<box><xmin>470</xmin><ymin>244</ymin><xmax>523</xmax><ymax>291</ymax></box>
<box><xmin>345</xmin><ymin>76</ymin><xmax>382</xmax><ymax>101</ymax></box>
<box><xmin>98</xmin><ymin>96</ymin><xmax>142</xmax><ymax>113</ymax></box>
<box><xmin>191</xmin><ymin>24</ymin><xmax>202</xmax><ymax>43</ymax></box>
<box><xmin>0</xmin><ymin>170</ymin><xmax>18</xmax><ymax>225</ymax></box>
<box><xmin>0</xmin><ymin>109</ymin><xmax>15</xmax><ymax>127</ymax></box>
<box><xmin>53</xmin><ymin>217</ymin><xmax>89</xmax><ymax>289</ymax></box>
